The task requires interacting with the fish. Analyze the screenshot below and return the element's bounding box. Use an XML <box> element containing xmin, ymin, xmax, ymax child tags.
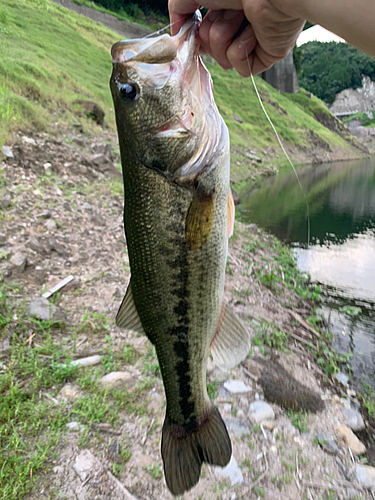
<box><xmin>110</xmin><ymin>11</ymin><xmax>251</xmax><ymax>496</ymax></box>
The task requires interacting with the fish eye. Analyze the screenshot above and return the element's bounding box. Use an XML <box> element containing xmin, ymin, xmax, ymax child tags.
<box><xmin>120</xmin><ymin>83</ymin><xmax>139</xmax><ymax>101</ymax></box>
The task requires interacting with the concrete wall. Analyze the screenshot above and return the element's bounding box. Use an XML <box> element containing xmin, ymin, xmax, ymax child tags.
<box><xmin>261</xmin><ymin>51</ymin><xmax>299</xmax><ymax>94</ymax></box>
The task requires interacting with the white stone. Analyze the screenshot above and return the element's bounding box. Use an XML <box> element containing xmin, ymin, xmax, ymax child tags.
<box><xmin>66</xmin><ymin>421</ymin><xmax>85</xmax><ymax>431</ymax></box>
<box><xmin>223</xmin><ymin>379</ymin><xmax>251</xmax><ymax>395</ymax></box>
<box><xmin>60</xmin><ymin>384</ymin><xmax>80</xmax><ymax>401</ymax></box>
<box><xmin>223</xmin><ymin>403</ymin><xmax>232</xmax><ymax>414</ymax></box>
<box><xmin>71</xmin><ymin>355</ymin><xmax>101</xmax><ymax>367</ymax></box>
<box><xmin>343</xmin><ymin>408</ymin><xmax>365</xmax><ymax>432</ymax></box>
<box><xmin>73</xmin><ymin>450</ymin><xmax>101</xmax><ymax>481</ymax></box>
<box><xmin>356</xmin><ymin>465</ymin><xmax>375</xmax><ymax>489</ymax></box>
<box><xmin>249</xmin><ymin>401</ymin><xmax>275</xmax><ymax>424</ymax></box>
<box><xmin>98</xmin><ymin>371</ymin><xmax>136</xmax><ymax>390</ymax></box>
<box><xmin>45</xmin><ymin>219</ymin><xmax>57</xmax><ymax>231</ymax></box>
<box><xmin>213</xmin><ymin>455</ymin><xmax>243</xmax><ymax>486</ymax></box>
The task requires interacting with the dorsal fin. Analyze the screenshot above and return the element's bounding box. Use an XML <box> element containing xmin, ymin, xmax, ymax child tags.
<box><xmin>115</xmin><ymin>280</ymin><xmax>146</xmax><ymax>336</ymax></box>
<box><xmin>210</xmin><ymin>302</ymin><xmax>251</xmax><ymax>370</ymax></box>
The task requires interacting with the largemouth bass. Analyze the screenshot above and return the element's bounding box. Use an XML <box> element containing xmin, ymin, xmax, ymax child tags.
<box><xmin>110</xmin><ymin>11</ymin><xmax>251</xmax><ymax>495</ymax></box>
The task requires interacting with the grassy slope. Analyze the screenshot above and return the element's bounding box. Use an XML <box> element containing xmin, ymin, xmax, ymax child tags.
<box><xmin>0</xmin><ymin>0</ymin><xmax>363</xmax><ymax>175</ymax></box>
<box><xmin>0</xmin><ymin>0</ymin><xmax>118</xmax><ymax>146</ymax></box>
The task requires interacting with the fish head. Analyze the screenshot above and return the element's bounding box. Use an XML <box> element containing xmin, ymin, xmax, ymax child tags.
<box><xmin>110</xmin><ymin>10</ymin><xmax>225</xmax><ymax>181</ymax></box>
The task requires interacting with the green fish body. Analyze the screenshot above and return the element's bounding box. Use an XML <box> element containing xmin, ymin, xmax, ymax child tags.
<box><xmin>110</xmin><ymin>12</ymin><xmax>251</xmax><ymax>495</ymax></box>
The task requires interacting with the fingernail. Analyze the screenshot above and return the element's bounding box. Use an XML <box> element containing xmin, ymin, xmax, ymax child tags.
<box><xmin>223</xmin><ymin>9</ymin><xmax>242</xmax><ymax>20</ymax></box>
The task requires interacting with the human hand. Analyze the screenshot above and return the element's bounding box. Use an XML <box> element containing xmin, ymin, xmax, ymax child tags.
<box><xmin>168</xmin><ymin>0</ymin><xmax>306</xmax><ymax>76</ymax></box>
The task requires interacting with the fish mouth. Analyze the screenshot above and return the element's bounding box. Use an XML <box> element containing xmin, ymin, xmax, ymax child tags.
<box><xmin>111</xmin><ymin>10</ymin><xmax>226</xmax><ymax>181</ymax></box>
<box><xmin>111</xmin><ymin>10</ymin><xmax>202</xmax><ymax>67</ymax></box>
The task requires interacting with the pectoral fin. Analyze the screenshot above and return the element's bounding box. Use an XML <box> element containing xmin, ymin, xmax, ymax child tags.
<box><xmin>210</xmin><ymin>302</ymin><xmax>251</xmax><ymax>370</ymax></box>
<box><xmin>115</xmin><ymin>280</ymin><xmax>146</xmax><ymax>337</ymax></box>
<box><xmin>227</xmin><ymin>188</ymin><xmax>235</xmax><ymax>238</ymax></box>
<box><xmin>186</xmin><ymin>186</ymin><xmax>215</xmax><ymax>251</ymax></box>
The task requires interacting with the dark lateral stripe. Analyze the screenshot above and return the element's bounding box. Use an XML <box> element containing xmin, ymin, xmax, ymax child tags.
<box><xmin>168</xmin><ymin>204</ymin><xmax>196</xmax><ymax>426</ymax></box>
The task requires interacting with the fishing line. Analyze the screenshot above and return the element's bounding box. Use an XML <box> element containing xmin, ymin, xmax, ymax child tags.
<box><xmin>246</xmin><ymin>50</ymin><xmax>311</xmax><ymax>247</ymax></box>
<box><xmin>143</xmin><ymin>19</ymin><xmax>180</xmax><ymax>38</ymax></box>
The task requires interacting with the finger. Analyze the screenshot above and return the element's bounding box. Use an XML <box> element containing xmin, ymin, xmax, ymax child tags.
<box><xmin>225</xmin><ymin>24</ymin><xmax>258</xmax><ymax>77</ymax></box>
<box><xmin>208</xmin><ymin>10</ymin><xmax>246</xmax><ymax>70</ymax></box>
<box><xmin>198</xmin><ymin>10</ymin><xmax>223</xmax><ymax>58</ymax></box>
<box><xmin>168</xmin><ymin>0</ymin><xmax>200</xmax><ymax>35</ymax></box>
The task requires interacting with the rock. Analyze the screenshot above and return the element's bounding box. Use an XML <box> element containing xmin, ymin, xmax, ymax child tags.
<box><xmin>224</xmin><ymin>379</ymin><xmax>252</xmax><ymax>395</ymax></box>
<box><xmin>66</xmin><ymin>421</ymin><xmax>85</xmax><ymax>431</ymax></box>
<box><xmin>246</xmin><ymin>152</ymin><xmax>262</xmax><ymax>162</ymax></box>
<box><xmin>356</xmin><ymin>465</ymin><xmax>375</xmax><ymax>489</ymax></box>
<box><xmin>315</xmin><ymin>432</ymin><xmax>339</xmax><ymax>456</ymax></box>
<box><xmin>233</xmin><ymin>113</ymin><xmax>243</xmax><ymax>124</ymax></box>
<box><xmin>71</xmin><ymin>355</ymin><xmax>101</xmax><ymax>367</ymax></box>
<box><xmin>73</xmin><ymin>450</ymin><xmax>101</xmax><ymax>481</ymax></box>
<box><xmin>335</xmin><ymin>425</ymin><xmax>366</xmax><ymax>455</ymax></box>
<box><xmin>223</xmin><ymin>403</ymin><xmax>232</xmax><ymax>414</ymax></box>
<box><xmin>22</xmin><ymin>136</ymin><xmax>36</xmax><ymax>145</ymax></box>
<box><xmin>225</xmin><ymin>419</ymin><xmax>251</xmax><ymax>438</ymax></box>
<box><xmin>27</xmin><ymin>237</ymin><xmax>47</xmax><ymax>254</ymax></box>
<box><xmin>45</xmin><ymin>219</ymin><xmax>57</xmax><ymax>232</ymax></box>
<box><xmin>2</xmin><ymin>145</ymin><xmax>14</xmax><ymax>158</ymax></box>
<box><xmin>213</xmin><ymin>455</ymin><xmax>243</xmax><ymax>486</ymax></box>
<box><xmin>60</xmin><ymin>384</ymin><xmax>80</xmax><ymax>401</ymax></box>
<box><xmin>98</xmin><ymin>371</ymin><xmax>136</xmax><ymax>390</ymax></box>
<box><xmin>27</xmin><ymin>297</ymin><xmax>66</xmax><ymax>323</ymax></box>
<box><xmin>89</xmin><ymin>153</ymin><xmax>121</xmax><ymax>178</ymax></box>
<box><xmin>10</xmin><ymin>253</ymin><xmax>27</xmax><ymax>274</ymax></box>
<box><xmin>343</xmin><ymin>408</ymin><xmax>365</xmax><ymax>432</ymax></box>
<box><xmin>262</xmin><ymin>420</ymin><xmax>275</xmax><ymax>431</ymax></box>
<box><xmin>335</xmin><ymin>372</ymin><xmax>349</xmax><ymax>386</ymax></box>
<box><xmin>76</xmin><ymin>100</ymin><xmax>105</xmax><ymax>126</ymax></box>
<box><xmin>0</xmin><ymin>233</ymin><xmax>6</xmax><ymax>246</ymax></box>
<box><xmin>249</xmin><ymin>401</ymin><xmax>275</xmax><ymax>424</ymax></box>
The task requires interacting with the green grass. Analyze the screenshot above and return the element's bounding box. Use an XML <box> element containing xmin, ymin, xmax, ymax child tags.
<box><xmin>342</xmin><ymin>111</ymin><xmax>375</xmax><ymax>127</ymax></box>
<box><xmin>0</xmin><ymin>0</ymin><xmax>118</xmax><ymax>148</ymax></box>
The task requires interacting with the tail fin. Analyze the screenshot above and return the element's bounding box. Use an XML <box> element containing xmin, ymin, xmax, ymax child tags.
<box><xmin>161</xmin><ymin>406</ymin><xmax>232</xmax><ymax>496</ymax></box>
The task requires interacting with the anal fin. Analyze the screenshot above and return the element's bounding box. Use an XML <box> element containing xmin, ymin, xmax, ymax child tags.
<box><xmin>115</xmin><ymin>280</ymin><xmax>146</xmax><ymax>337</ymax></box>
<box><xmin>210</xmin><ymin>302</ymin><xmax>251</xmax><ymax>370</ymax></box>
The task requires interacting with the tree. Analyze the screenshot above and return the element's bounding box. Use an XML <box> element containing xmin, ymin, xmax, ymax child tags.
<box><xmin>298</xmin><ymin>41</ymin><xmax>375</xmax><ymax>104</ymax></box>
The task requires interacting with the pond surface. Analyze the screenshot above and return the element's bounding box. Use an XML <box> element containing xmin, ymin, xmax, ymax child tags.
<box><xmin>238</xmin><ymin>156</ymin><xmax>375</xmax><ymax>388</ymax></box>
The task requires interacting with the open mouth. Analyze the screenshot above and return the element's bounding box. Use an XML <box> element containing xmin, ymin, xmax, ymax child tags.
<box><xmin>111</xmin><ymin>10</ymin><xmax>202</xmax><ymax>68</ymax></box>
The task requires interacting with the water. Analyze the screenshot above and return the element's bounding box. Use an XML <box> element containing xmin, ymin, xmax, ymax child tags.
<box><xmin>237</xmin><ymin>156</ymin><xmax>375</xmax><ymax>388</ymax></box>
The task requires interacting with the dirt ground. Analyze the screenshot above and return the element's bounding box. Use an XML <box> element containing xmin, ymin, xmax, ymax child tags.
<box><xmin>0</xmin><ymin>124</ymin><xmax>374</xmax><ymax>500</ymax></box>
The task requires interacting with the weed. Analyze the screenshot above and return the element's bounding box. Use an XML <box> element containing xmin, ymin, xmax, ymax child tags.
<box><xmin>253</xmin><ymin>486</ymin><xmax>265</xmax><ymax>497</ymax></box>
<box><xmin>110</xmin><ymin>463</ymin><xmax>123</xmax><ymax>477</ymax></box>
<box><xmin>253</xmin><ymin>322</ymin><xmax>289</xmax><ymax>351</ymax></box>
<box><xmin>287</xmin><ymin>410</ymin><xmax>309</xmax><ymax>433</ymax></box>
<box><xmin>146</xmin><ymin>464</ymin><xmax>162</xmax><ymax>480</ymax></box>
<box><xmin>361</xmin><ymin>384</ymin><xmax>375</xmax><ymax>419</ymax></box>
<box><xmin>207</xmin><ymin>379</ymin><xmax>218</xmax><ymax>401</ymax></box>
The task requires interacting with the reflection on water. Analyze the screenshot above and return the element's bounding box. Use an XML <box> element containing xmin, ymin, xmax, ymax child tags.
<box><xmin>238</xmin><ymin>156</ymin><xmax>375</xmax><ymax>387</ymax></box>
